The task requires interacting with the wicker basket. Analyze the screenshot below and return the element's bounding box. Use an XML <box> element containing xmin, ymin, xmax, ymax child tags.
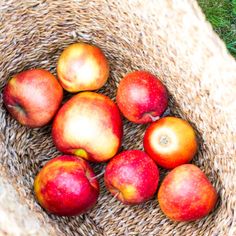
<box><xmin>0</xmin><ymin>0</ymin><xmax>235</xmax><ymax>235</ymax></box>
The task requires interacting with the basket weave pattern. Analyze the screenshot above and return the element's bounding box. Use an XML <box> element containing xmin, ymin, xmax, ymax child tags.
<box><xmin>0</xmin><ymin>0</ymin><xmax>235</xmax><ymax>235</ymax></box>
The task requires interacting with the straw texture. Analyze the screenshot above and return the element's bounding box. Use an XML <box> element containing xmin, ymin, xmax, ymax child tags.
<box><xmin>0</xmin><ymin>0</ymin><xmax>235</xmax><ymax>235</ymax></box>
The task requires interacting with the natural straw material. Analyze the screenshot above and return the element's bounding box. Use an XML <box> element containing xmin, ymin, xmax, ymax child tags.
<box><xmin>0</xmin><ymin>0</ymin><xmax>236</xmax><ymax>235</ymax></box>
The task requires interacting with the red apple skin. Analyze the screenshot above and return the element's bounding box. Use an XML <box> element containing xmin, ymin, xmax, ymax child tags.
<box><xmin>34</xmin><ymin>155</ymin><xmax>99</xmax><ymax>216</ymax></box>
<box><xmin>104</xmin><ymin>150</ymin><xmax>159</xmax><ymax>204</ymax></box>
<box><xmin>158</xmin><ymin>164</ymin><xmax>217</xmax><ymax>222</ymax></box>
<box><xmin>3</xmin><ymin>69</ymin><xmax>63</xmax><ymax>128</ymax></box>
<box><xmin>116</xmin><ymin>71</ymin><xmax>168</xmax><ymax>124</ymax></box>
<box><xmin>143</xmin><ymin>117</ymin><xmax>198</xmax><ymax>169</ymax></box>
<box><xmin>57</xmin><ymin>42</ymin><xmax>109</xmax><ymax>92</ymax></box>
<box><xmin>52</xmin><ymin>92</ymin><xmax>123</xmax><ymax>162</ymax></box>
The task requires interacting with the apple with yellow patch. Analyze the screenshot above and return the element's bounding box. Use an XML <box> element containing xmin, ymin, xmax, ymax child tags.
<box><xmin>57</xmin><ymin>42</ymin><xmax>109</xmax><ymax>92</ymax></box>
<box><xmin>52</xmin><ymin>92</ymin><xmax>123</xmax><ymax>162</ymax></box>
<box><xmin>158</xmin><ymin>164</ymin><xmax>217</xmax><ymax>221</ymax></box>
<box><xmin>34</xmin><ymin>155</ymin><xmax>99</xmax><ymax>216</ymax></box>
<box><xmin>104</xmin><ymin>150</ymin><xmax>159</xmax><ymax>204</ymax></box>
<box><xmin>3</xmin><ymin>69</ymin><xmax>63</xmax><ymax>127</ymax></box>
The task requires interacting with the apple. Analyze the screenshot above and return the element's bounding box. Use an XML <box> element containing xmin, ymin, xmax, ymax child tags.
<box><xmin>52</xmin><ymin>92</ymin><xmax>123</xmax><ymax>162</ymax></box>
<box><xmin>143</xmin><ymin>117</ymin><xmax>198</xmax><ymax>169</ymax></box>
<box><xmin>57</xmin><ymin>42</ymin><xmax>109</xmax><ymax>92</ymax></box>
<box><xmin>116</xmin><ymin>71</ymin><xmax>168</xmax><ymax>124</ymax></box>
<box><xmin>158</xmin><ymin>164</ymin><xmax>217</xmax><ymax>221</ymax></box>
<box><xmin>3</xmin><ymin>69</ymin><xmax>63</xmax><ymax>128</ymax></box>
<box><xmin>34</xmin><ymin>155</ymin><xmax>99</xmax><ymax>216</ymax></box>
<box><xmin>104</xmin><ymin>150</ymin><xmax>159</xmax><ymax>204</ymax></box>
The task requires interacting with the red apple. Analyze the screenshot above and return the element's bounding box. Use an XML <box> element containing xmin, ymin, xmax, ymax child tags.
<box><xmin>57</xmin><ymin>42</ymin><xmax>109</xmax><ymax>92</ymax></box>
<box><xmin>34</xmin><ymin>155</ymin><xmax>99</xmax><ymax>216</ymax></box>
<box><xmin>104</xmin><ymin>150</ymin><xmax>159</xmax><ymax>204</ymax></box>
<box><xmin>116</xmin><ymin>71</ymin><xmax>168</xmax><ymax>124</ymax></box>
<box><xmin>3</xmin><ymin>69</ymin><xmax>63</xmax><ymax>128</ymax></box>
<box><xmin>144</xmin><ymin>117</ymin><xmax>198</xmax><ymax>169</ymax></box>
<box><xmin>52</xmin><ymin>92</ymin><xmax>123</xmax><ymax>162</ymax></box>
<box><xmin>158</xmin><ymin>164</ymin><xmax>217</xmax><ymax>221</ymax></box>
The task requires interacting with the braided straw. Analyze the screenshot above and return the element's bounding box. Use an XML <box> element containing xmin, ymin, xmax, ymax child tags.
<box><xmin>0</xmin><ymin>0</ymin><xmax>235</xmax><ymax>235</ymax></box>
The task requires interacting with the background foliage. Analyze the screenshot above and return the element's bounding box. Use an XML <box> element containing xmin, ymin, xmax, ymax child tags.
<box><xmin>198</xmin><ymin>0</ymin><xmax>236</xmax><ymax>58</ymax></box>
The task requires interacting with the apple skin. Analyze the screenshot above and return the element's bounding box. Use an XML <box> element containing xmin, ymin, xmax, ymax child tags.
<box><xmin>3</xmin><ymin>69</ymin><xmax>63</xmax><ymax>128</ymax></box>
<box><xmin>52</xmin><ymin>92</ymin><xmax>123</xmax><ymax>162</ymax></box>
<box><xmin>158</xmin><ymin>164</ymin><xmax>217</xmax><ymax>222</ymax></box>
<box><xmin>116</xmin><ymin>71</ymin><xmax>168</xmax><ymax>124</ymax></box>
<box><xmin>34</xmin><ymin>155</ymin><xmax>99</xmax><ymax>216</ymax></box>
<box><xmin>57</xmin><ymin>42</ymin><xmax>109</xmax><ymax>92</ymax></box>
<box><xmin>143</xmin><ymin>117</ymin><xmax>198</xmax><ymax>169</ymax></box>
<box><xmin>104</xmin><ymin>150</ymin><xmax>159</xmax><ymax>204</ymax></box>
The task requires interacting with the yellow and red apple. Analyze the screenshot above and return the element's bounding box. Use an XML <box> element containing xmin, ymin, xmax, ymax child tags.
<box><xmin>3</xmin><ymin>69</ymin><xmax>63</xmax><ymax>128</ymax></box>
<box><xmin>52</xmin><ymin>92</ymin><xmax>123</xmax><ymax>162</ymax></box>
<box><xmin>158</xmin><ymin>164</ymin><xmax>217</xmax><ymax>221</ymax></box>
<box><xmin>57</xmin><ymin>42</ymin><xmax>109</xmax><ymax>92</ymax></box>
<box><xmin>116</xmin><ymin>71</ymin><xmax>168</xmax><ymax>124</ymax></box>
<box><xmin>34</xmin><ymin>155</ymin><xmax>99</xmax><ymax>216</ymax></box>
<box><xmin>104</xmin><ymin>150</ymin><xmax>159</xmax><ymax>204</ymax></box>
<box><xmin>144</xmin><ymin>117</ymin><xmax>198</xmax><ymax>169</ymax></box>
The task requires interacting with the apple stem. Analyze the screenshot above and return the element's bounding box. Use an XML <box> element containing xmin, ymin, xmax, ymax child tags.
<box><xmin>113</xmin><ymin>191</ymin><xmax>119</xmax><ymax>198</ymax></box>
<box><xmin>7</xmin><ymin>103</ymin><xmax>27</xmax><ymax>115</ymax></box>
<box><xmin>148</xmin><ymin>114</ymin><xmax>160</xmax><ymax>122</ymax></box>
<box><xmin>148</xmin><ymin>107</ymin><xmax>171</xmax><ymax>122</ymax></box>
<box><xmin>7</xmin><ymin>104</ymin><xmax>15</xmax><ymax>108</ymax></box>
<box><xmin>89</xmin><ymin>168</ymin><xmax>105</xmax><ymax>181</ymax></box>
<box><xmin>110</xmin><ymin>191</ymin><xmax>119</xmax><ymax>203</ymax></box>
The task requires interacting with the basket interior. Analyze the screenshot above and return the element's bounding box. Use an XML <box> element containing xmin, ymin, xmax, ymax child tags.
<box><xmin>0</xmin><ymin>1</ymin><xmax>235</xmax><ymax>235</ymax></box>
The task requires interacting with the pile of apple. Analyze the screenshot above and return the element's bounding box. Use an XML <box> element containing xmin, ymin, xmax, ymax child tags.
<box><xmin>3</xmin><ymin>42</ymin><xmax>217</xmax><ymax>222</ymax></box>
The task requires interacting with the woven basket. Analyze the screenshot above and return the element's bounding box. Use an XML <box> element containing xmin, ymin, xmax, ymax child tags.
<box><xmin>0</xmin><ymin>0</ymin><xmax>235</xmax><ymax>235</ymax></box>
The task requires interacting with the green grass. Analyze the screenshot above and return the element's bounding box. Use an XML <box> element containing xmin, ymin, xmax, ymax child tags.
<box><xmin>198</xmin><ymin>0</ymin><xmax>236</xmax><ymax>58</ymax></box>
